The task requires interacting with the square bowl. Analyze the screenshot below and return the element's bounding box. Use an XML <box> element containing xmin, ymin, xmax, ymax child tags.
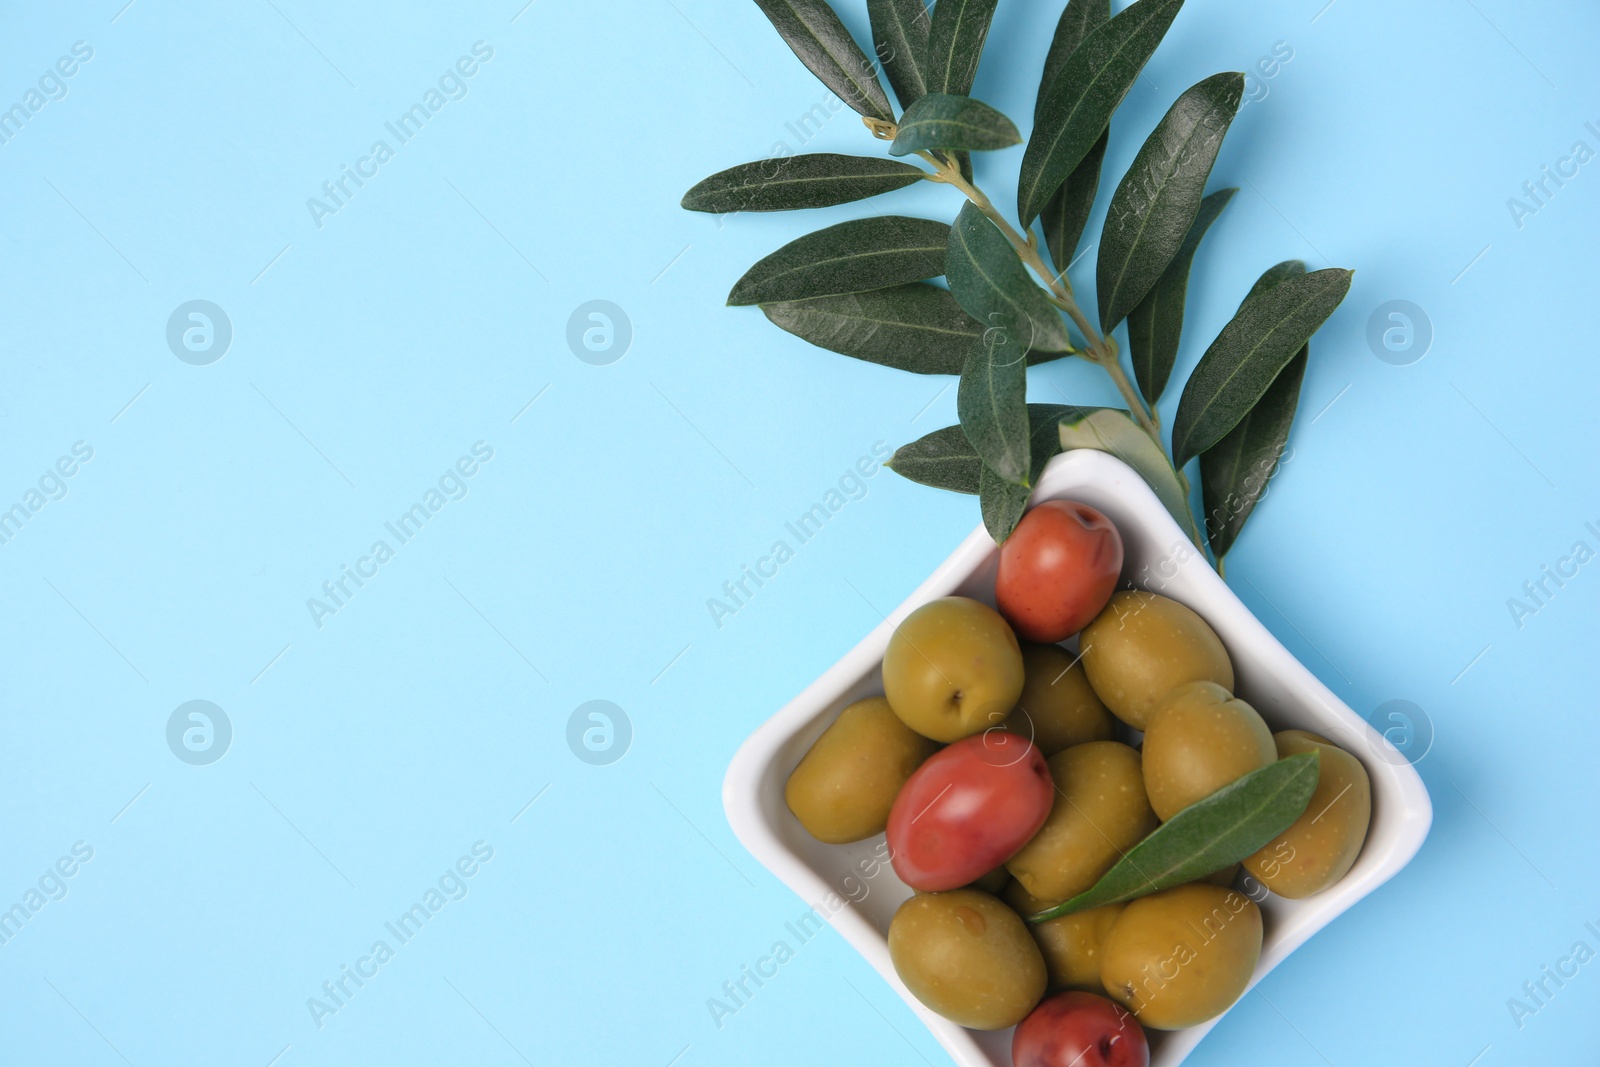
<box><xmin>723</xmin><ymin>449</ymin><xmax>1432</xmax><ymax>1067</ymax></box>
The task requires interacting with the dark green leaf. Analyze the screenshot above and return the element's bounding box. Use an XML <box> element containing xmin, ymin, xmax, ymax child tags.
<box><xmin>1039</xmin><ymin>127</ymin><xmax>1108</xmax><ymax>279</ymax></box>
<box><xmin>1097</xmin><ymin>73</ymin><xmax>1244</xmax><ymax>332</ymax></box>
<box><xmin>1245</xmin><ymin>258</ymin><xmax>1307</xmax><ymax>300</ymax></box>
<box><xmin>957</xmin><ymin>330</ymin><xmax>1030</xmax><ymax>485</ymax></box>
<box><xmin>682</xmin><ymin>154</ymin><xmax>927</xmax><ymax>213</ymax></box>
<box><xmin>946</xmin><ymin>202</ymin><xmax>1075</xmax><ymax>354</ymax></box>
<box><xmin>1018</xmin><ymin>0</ymin><xmax>1185</xmax><ymax>225</ymax></box>
<box><xmin>1035</xmin><ymin>0</ymin><xmax>1111</xmax><ymax>118</ymax></box>
<box><xmin>727</xmin><ymin>216</ymin><xmax>950</xmax><ymax>306</ymax></box>
<box><xmin>1058</xmin><ymin>407</ymin><xmax>1195</xmax><ymax>537</ymax></box>
<box><xmin>1200</xmin><ymin>346</ymin><xmax>1305</xmax><ymax>558</ymax></box>
<box><xmin>889</xmin><ymin>93</ymin><xmax>1020</xmax><ymax>155</ymax></box>
<box><xmin>891</xmin><ymin>405</ymin><xmax>1081</xmax><ymax>496</ymax></box>
<box><xmin>978</xmin><ymin>405</ymin><xmax>1091</xmax><ymax>540</ymax></box>
<box><xmin>754</xmin><ymin>0</ymin><xmax>894</xmax><ymax>121</ymax></box>
<box><xmin>1027</xmin><ymin>753</ymin><xmax>1320</xmax><ymax>921</ymax></box>
<box><xmin>1171</xmin><ymin>267</ymin><xmax>1353</xmax><ymax>466</ymax></box>
<box><xmin>868</xmin><ymin>0</ymin><xmax>932</xmax><ymax>109</ymax></box>
<box><xmin>923</xmin><ymin>0</ymin><xmax>999</xmax><ymax>96</ymax></box>
<box><xmin>1126</xmin><ymin>187</ymin><xmax>1237</xmax><ymax>405</ymax></box>
<box><xmin>760</xmin><ymin>283</ymin><xmax>982</xmax><ymax>374</ymax></box>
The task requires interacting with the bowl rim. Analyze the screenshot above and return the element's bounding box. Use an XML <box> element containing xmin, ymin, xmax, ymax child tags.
<box><xmin>722</xmin><ymin>449</ymin><xmax>1433</xmax><ymax>1066</ymax></box>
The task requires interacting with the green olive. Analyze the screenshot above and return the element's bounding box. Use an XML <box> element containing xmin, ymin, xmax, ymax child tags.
<box><xmin>1141</xmin><ymin>681</ymin><xmax>1276</xmax><ymax>821</ymax></box>
<box><xmin>883</xmin><ymin>597</ymin><xmax>1025</xmax><ymax>742</ymax></box>
<box><xmin>1006</xmin><ymin>741</ymin><xmax>1158</xmax><ymax>902</ymax></box>
<box><xmin>1004</xmin><ymin>882</ymin><xmax>1124</xmax><ymax>994</ymax></box>
<box><xmin>1199</xmin><ymin>863</ymin><xmax>1240</xmax><ymax>887</ymax></box>
<box><xmin>1100</xmin><ymin>884</ymin><xmax>1262</xmax><ymax>1030</ymax></box>
<box><xmin>1080</xmin><ymin>592</ymin><xmax>1234</xmax><ymax>730</ymax></box>
<box><xmin>784</xmin><ymin>697</ymin><xmax>938</xmax><ymax>844</ymax></box>
<box><xmin>1001</xmin><ymin>643</ymin><xmax>1114</xmax><ymax>755</ymax></box>
<box><xmin>968</xmin><ymin>866</ymin><xmax>1012</xmax><ymax>895</ymax></box>
<box><xmin>1243</xmin><ymin>730</ymin><xmax>1371</xmax><ymax>897</ymax></box>
<box><xmin>888</xmin><ymin>889</ymin><xmax>1046</xmax><ymax>1029</ymax></box>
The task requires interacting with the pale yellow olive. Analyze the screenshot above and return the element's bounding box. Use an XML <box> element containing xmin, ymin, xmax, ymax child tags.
<box><xmin>1100</xmin><ymin>884</ymin><xmax>1263</xmax><ymax>1030</ymax></box>
<box><xmin>1007</xmin><ymin>741</ymin><xmax>1158</xmax><ymax>902</ymax></box>
<box><xmin>1005</xmin><ymin>882</ymin><xmax>1125</xmax><ymax>994</ymax></box>
<box><xmin>1243</xmin><ymin>730</ymin><xmax>1372</xmax><ymax>898</ymax></box>
<box><xmin>1001</xmin><ymin>643</ymin><xmax>1114</xmax><ymax>755</ymax></box>
<box><xmin>1080</xmin><ymin>592</ymin><xmax>1234</xmax><ymax>730</ymax></box>
<box><xmin>784</xmin><ymin>697</ymin><xmax>939</xmax><ymax>844</ymax></box>
<box><xmin>1141</xmin><ymin>681</ymin><xmax>1277</xmax><ymax>821</ymax></box>
<box><xmin>888</xmin><ymin>889</ymin><xmax>1046</xmax><ymax>1029</ymax></box>
<box><xmin>883</xmin><ymin>597</ymin><xmax>1025</xmax><ymax>742</ymax></box>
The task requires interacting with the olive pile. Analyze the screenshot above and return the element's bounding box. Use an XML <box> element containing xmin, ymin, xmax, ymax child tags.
<box><xmin>783</xmin><ymin>503</ymin><xmax>1372</xmax><ymax>1061</ymax></box>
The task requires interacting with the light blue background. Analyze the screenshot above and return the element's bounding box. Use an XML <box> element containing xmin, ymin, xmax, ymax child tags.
<box><xmin>0</xmin><ymin>1</ymin><xmax>1594</xmax><ymax>1064</ymax></box>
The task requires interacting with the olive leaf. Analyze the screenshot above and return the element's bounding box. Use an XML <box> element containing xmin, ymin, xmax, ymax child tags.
<box><xmin>1035</xmin><ymin>0</ymin><xmax>1112</xmax><ymax>119</ymax></box>
<box><xmin>891</xmin><ymin>404</ymin><xmax>1087</xmax><ymax>496</ymax></box>
<box><xmin>1097</xmin><ymin>73</ymin><xmax>1244</xmax><ymax>333</ymax></box>
<box><xmin>957</xmin><ymin>329</ymin><xmax>1031</xmax><ymax>486</ymax></box>
<box><xmin>727</xmin><ymin>216</ymin><xmax>950</xmax><ymax>306</ymax></box>
<box><xmin>1039</xmin><ymin>128</ymin><xmax>1108</xmax><ymax>280</ymax></box>
<box><xmin>889</xmin><ymin>94</ymin><xmax>1021</xmax><ymax>156</ymax></box>
<box><xmin>681</xmin><ymin>154</ymin><xmax>928</xmax><ymax>213</ymax></box>
<box><xmin>1245</xmin><ymin>257</ymin><xmax>1308</xmax><ymax>299</ymax></box>
<box><xmin>945</xmin><ymin>202</ymin><xmax>1075</xmax><ymax>354</ymax></box>
<box><xmin>1171</xmin><ymin>267</ymin><xmax>1353</xmax><ymax>466</ymax></box>
<box><xmin>868</xmin><ymin>0</ymin><xmax>933</xmax><ymax>109</ymax></box>
<box><xmin>1027</xmin><ymin>753</ymin><xmax>1320</xmax><ymax>922</ymax></box>
<box><xmin>760</xmin><ymin>283</ymin><xmax>983</xmax><ymax>374</ymax></box>
<box><xmin>754</xmin><ymin>0</ymin><xmax>893</xmax><ymax>121</ymax></box>
<box><xmin>1018</xmin><ymin>0</ymin><xmax>1185</xmax><ymax>226</ymax></box>
<box><xmin>1058</xmin><ymin>407</ymin><xmax>1193</xmax><ymax>537</ymax></box>
<box><xmin>923</xmin><ymin>0</ymin><xmax>999</xmax><ymax>97</ymax></box>
<box><xmin>1126</xmin><ymin>187</ymin><xmax>1237</xmax><ymax>405</ymax></box>
<box><xmin>977</xmin><ymin>404</ymin><xmax>1096</xmax><ymax>540</ymax></box>
<box><xmin>1200</xmin><ymin>347</ymin><xmax>1306</xmax><ymax>559</ymax></box>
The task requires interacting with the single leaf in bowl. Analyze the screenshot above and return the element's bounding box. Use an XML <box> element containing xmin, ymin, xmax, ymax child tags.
<box><xmin>1125</xmin><ymin>186</ymin><xmax>1237</xmax><ymax>406</ymax></box>
<box><xmin>1027</xmin><ymin>752</ymin><xmax>1320</xmax><ymax>922</ymax></box>
<box><xmin>754</xmin><ymin>0</ymin><xmax>893</xmax><ymax>121</ymax></box>
<box><xmin>868</xmin><ymin>0</ymin><xmax>932</xmax><ymax>109</ymax></box>
<box><xmin>1097</xmin><ymin>72</ymin><xmax>1244</xmax><ymax>333</ymax></box>
<box><xmin>1018</xmin><ymin>0</ymin><xmax>1185</xmax><ymax>226</ymax></box>
<box><xmin>958</xmin><ymin>329</ymin><xmax>1031</xmax><ymax>486</ymax></box>
<box><xmin>682</xmin><ymin>154</ymin><xmax>928</xmax><ymax>213</ymax></box>
<box><xmin>1034</xmin><ymin>0</ymin><xmax>1111</xmax><ymax>119</ymax></box>
<box><xmin>946</xmin><ymin>203</ymin><xmax>1075</xmax><ymax>354</ymax></box>
<box><xmin>1058</xmin><ymin>407</ymin><xmax>1193</xmax><ymax>536</ymax></box>
<box><xmin>923</xmin><ymin>0</ymin><xmax>999</xmax><ymax>97</ymax></box>
<box><xmin>727</xmin><ymin>216</ymin><xmax>951</xmax><ymax>306</ymax></box>
<box><xmin>760</xmin><ymin>283</ymin><xmax>984</xmax><ymax>375</ymax></box>
<box><xmin>1200</xmin><ymin>347</ymin><xmax>1306</xmax><ymax>558</ymax></box>
<box><xmin>889</xmin><ymin>94</ymin><xmax>1021</xmax><ymax>156</ymax></box>
<box><xmin>1171</xmin><ymin>267</ymin><xmax>1353</xmax><ymax>466</ymax></box>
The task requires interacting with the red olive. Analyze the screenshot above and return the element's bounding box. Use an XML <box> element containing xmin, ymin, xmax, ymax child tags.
<box><xmin>995</xmin><ymin>500</ymin><xmax>1124</xmax><ymax>643</ymax></box>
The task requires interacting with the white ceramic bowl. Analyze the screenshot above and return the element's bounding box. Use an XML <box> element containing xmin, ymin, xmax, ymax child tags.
<box><xmin>723</xmin><ymin>449</ymin><xmax>1432</xmax><ymax>1066</ymax></box>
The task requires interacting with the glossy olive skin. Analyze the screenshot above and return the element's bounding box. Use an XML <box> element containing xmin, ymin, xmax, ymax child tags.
<box><xmin>1013</xmin><ymin>991</ymin><xmax>1149</xmax><ymax>1067</ymax></box>
<box><xmin>1141</xmin><ymin>681</ymin><xmax>1277</xmax><ymax>821</ymax></box>
<box><xmin>1100</xmin><ymin>884</ymin><xmax>1263</xmax><ymax>1030</ymax></box>
<box><xmin>1008</xmin><ymin>882</ymin><xmax>1126</xmax><ymax>994</ymax></box>
<box><xmin>883</xmin><ymin>597</ymin><xmax>1025</xmax><ymax>742</ymax></box>
<box><xmin>1243</xmin><ymin>730</ymin><xmax>1371</xmax><ymax>897</ymax></box>
<box><xmin>1008</xmin><ymin>742</ymin><xmax>1158</xmax><ymax>902</ymax></box>
<box><xmin>887</xmin><ymin>732</ymin><xmax>1054</xmax><ymax>891</ymax></box>
<box><xmin>1080</xmin><ymin>592</ymin><xmax>1234</xmax><ymax>730</ymax></box>
<box><xmin>784</xmin><ymin>697</ymin><xmax>939</xmax><ymax>844</ymax></box>
<box><xmin>995</xmin><ymin>501</ymin><xmax>1124</xmax><ymax>643</ymax></box>
<box><xmin>1002</xmin><ymin>644</ymin><xmax>1115</xmax><ymax>756</ymax></box>
<box><xmin>888</xmin><ymin>889</ymin><xmax>1047</xmax><ymax>1030</ymax></box>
